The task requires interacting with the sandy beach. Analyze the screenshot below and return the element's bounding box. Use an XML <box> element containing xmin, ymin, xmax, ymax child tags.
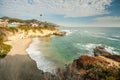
<box><xmin>5</xmin><ymin>38</ymin><xmax>32</xmax><ymax>56</ymax></box>
<box><xmin>0</xmin><ymin>38</ymin><xmax>46</xmax><ymax>80</ymax></box>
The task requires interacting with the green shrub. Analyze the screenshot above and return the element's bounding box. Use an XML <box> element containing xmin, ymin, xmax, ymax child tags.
<box><xmin>106</xmin><ymin>76</ymin><xmax>116</xmax><ymax>80</ymax></box>
<box><xmin>0</xmin><ymin>43</ymin><xmax>11</xmax><ymax>58</ymax></box>
<box><xmin>8</xmin><ymin>27</ymin><xmax>18</xmax><ymax>33</ymax></box>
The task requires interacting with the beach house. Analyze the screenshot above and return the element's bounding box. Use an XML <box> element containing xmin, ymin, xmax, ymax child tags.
<box><xmin>29</xmin><ymin>22</ymin><xmax>39</xmax><ymax>27</ymax></box>
<box><xmin>0</xmin><ymin>19</ymin><xmax>8</xmax><ymax>27</ymax></box>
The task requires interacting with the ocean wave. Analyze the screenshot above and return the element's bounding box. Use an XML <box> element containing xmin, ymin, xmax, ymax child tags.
<box><xmin>83</xmin><ymin>31</ymin><xmax>120</xmax><ymax>42</ymax></box>
<box><xmin>92</xmin><ymin>34</ymin><xmax>120</xmax><ymax>42</ymax></box>
<box><xmin>75</xmin><ymin>43</ymin><xmax>119</xmax><ymax>55</ymax></box>
<box><xmin>111</xmin><ymin>36</ymin><xmax>120</xmax><ymax>40</ymax></box>
<box><xmin>26</xmin><ymin>38</ymin><xmax>56</xmax><ymax>74</ymax></box>
<box><xmin>106</xmin><ymin>37</ymin><xmax>120</xmax><ymax>41</ymax></box>
<box><xmin>61</xmin><ymin>30</ymin><xmax>73</xmax><ymax>35</ymax></box>
<box><xmin>113</xmin><ymin>35</ymin><xmax>120</xmax><ymax>38</ymax></box>
<box><xmin>84</xmin><ymin>30</ymin><xmax>89</xmax><ymax>33</ymax></box>
<box><xmin>97</xmin><ymin>32</ymin><xmax>105</xmax><ymax>35</ymax></box>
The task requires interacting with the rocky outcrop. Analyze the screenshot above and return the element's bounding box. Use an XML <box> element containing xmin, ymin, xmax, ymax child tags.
<box><xmin>93</xmin><ymin>46</ymin><xmax>111</xmax><ymax>56</ymax></box>
<box><xmin>71</xmin><ymin>55</ymin><xmax>110</xmax><ymax>70</ymax></box>
<box><xmin>53</xmin><ymin>31</ymin><xmax>66</xmax><ymax>36</ymax></box>
<box><xmin>65</xmin><ymin>55</ymin><xmax>120</xmax><ymax>80</ymax></box>
<box><xmin>70</xmin><ymin>46</ymin><xmax>120</xmax><ymax>73</ymax></box>
<box><xmin>93</xmin><ymin>45</ymin><xmax>120</xmax><ymax>62</ymax></box>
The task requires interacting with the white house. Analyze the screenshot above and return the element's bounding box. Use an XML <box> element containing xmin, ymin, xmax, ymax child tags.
<box><xmin>30</xmin><ymin>23</ymin><xmax>39</xmax><ymax>27</ymax></box>
<box><xmin>0</xmin><ymin>19</ymin><xmax>8</xmax><ymax>27</ymax></box>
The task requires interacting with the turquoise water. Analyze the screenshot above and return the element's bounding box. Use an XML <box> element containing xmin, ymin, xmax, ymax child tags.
<box><xmin>27</xmin><ymin>27</ymin><xmax>120</xmax><ymax>73</ymax></box>
<box><xmin>47</xmin><ymin>27</ymin><xmax>120</xmax><ymax>63</ymax></box>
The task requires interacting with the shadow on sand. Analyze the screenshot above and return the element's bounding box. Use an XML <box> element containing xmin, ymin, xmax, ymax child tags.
<box><xmin>0</xmin><ymin>54</ymin><xmax>56</xmax><ymax>80</ymax></box>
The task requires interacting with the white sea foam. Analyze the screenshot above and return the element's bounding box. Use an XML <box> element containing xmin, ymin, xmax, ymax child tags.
<box><xmin>106</xmin><ymin>37</ymin><xmax>120</xmax><ymax>41</ymax></box>
<box><xmin>113</xmin><ymin>35</ymin><xmax>120</xmax><ymax>38</ymax></box>
<box><xmin>84</xmin><ymin>30</ymin><xmax>89</xmax><ymax>33</ymax></box>
<box><xmin>84</xmin><ymin>31</ymin><xmax>120</xmax><ymax>42</ymax></box>
<box><xmin>26</xmin><ymin>38</ymin><xmax>56</xmax><ymax>74</ymax></box>
<box><xmin>62</xmin><ymin>30</ymin><xmax>72</xmax><ymax>35</ymax></box>
<box><xmin>97</xmin><ymin>32</ymin><xmax>105</xmax><ymax>35</ymax></box>
<box><xmin>75</xmin><ymin>43</ymin><xmax>119</xmax><ymax>55</ymax></box>
<box><xmin>92</xmin><ymin>34</ymin><xmax>120</xmax><ymax>42</ymax></box>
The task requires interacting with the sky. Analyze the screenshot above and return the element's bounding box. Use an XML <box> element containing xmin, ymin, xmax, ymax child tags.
<box><xmin>0</xmin><ymin>0</ymin><xmax>120</xmax><ymax>27</ymax></box>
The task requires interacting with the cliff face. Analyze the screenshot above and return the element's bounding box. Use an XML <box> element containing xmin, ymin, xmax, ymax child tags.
<box><xmin>7</xmin><ymin>29</ymin><xmax>59</xmax><ymax>40</ymax></box>
<box><xmin>0</xmin><ymin>16</ymin><xmax>63</xmax><ymax>41</ymax></box>
<box><xmin>4</xmin><ymin>27</ymin><xmax>66</xmax><ymax>41</ymax></box>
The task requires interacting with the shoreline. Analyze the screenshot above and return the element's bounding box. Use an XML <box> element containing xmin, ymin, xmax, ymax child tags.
<box><xmin>0</xmin><ymin>38</ymin><xmax>47</xmax><ymax>80</ymax></box>
<box><xmin>26</xmin><ymin>38</ymin><xmax>57</xmax><ymax>74</ymax></box>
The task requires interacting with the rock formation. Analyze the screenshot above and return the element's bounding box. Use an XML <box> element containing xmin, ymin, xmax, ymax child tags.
<box><xmin>93</xmin><ymin>46</ymin><xmax>111</xmax><ymax>56</ymax></box>
<box><xmin>53</xmin><ymin>31</ymin><xmax>66</xmax><ymax>36</ymax></box>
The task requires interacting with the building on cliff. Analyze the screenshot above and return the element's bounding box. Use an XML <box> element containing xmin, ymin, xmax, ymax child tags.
<box><xmin>29</xmin><ymin>22</ymin><xmax>39</xmax><ymax>27</ymax></box>
<box><xmin>0</xmin><ymin>19</ymin><xmax>8</xmax><ymax>27</ymax></box>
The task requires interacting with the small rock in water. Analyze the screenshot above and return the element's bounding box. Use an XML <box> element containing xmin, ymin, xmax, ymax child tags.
<box><xmin>93</xmin><ymin>46</ymin><xmax>111</xmax><ymax>56</ymax></box>
<box><xmin>53</xmin><ymin>31</ymin><xmax>66</xmax><ymax>36</ymax></box>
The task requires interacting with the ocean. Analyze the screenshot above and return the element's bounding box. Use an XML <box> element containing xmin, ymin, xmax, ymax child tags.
<box><xmin>26</xmin><ymin>27</ymin><xmax>120</xmax><ymax>73</ymax></box>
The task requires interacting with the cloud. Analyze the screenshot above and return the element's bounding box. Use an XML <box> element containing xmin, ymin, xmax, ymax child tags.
<box><xmin>0</xmin><ymin>0</ymin><xmax>112</xmax><ymax>18</ymax></box>
<box><xmin>91</xmin><ymin>16</ymin><xmax>120</xmax><ymax>27</ymax></box>
<box><xmin>94</xmin><ymin>16</ymin><xmax>120</xmax><ymax>23</ymax></box>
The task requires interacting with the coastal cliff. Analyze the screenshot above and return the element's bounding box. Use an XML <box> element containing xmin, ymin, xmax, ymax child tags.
<box><xmin>7</xmin><ymin>28</ymin><xmax>59</xmax><ymax>40</ymax></box>
<box><xmin>0</xmin><ymin>16</ymin><xmax>66</xmax><ymax>41</ymax></box>
<box><xmin>0</xmin><ymin>26</ymin><xmax>66</xmax><ymax>58</ymax></box>
<box><xmin>0</xmin><ymin>26</ymin><xmax>66</xmax><ymax>41</ymax></box>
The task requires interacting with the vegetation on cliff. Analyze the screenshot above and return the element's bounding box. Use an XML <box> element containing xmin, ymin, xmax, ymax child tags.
<box><xmin>70</xmin><ymin>55</ymin><xmax>120</xmax><ymax>80</ymax></box>
<box><xmin>0</xmin><ymin>43</ymin><xmax>11</xmax><ymax>58</ymax></box>
<box><xmin>0</xmin><ymin>27</ymin><xmax>11</xmax><ymax>58</ymax></box>
<box><xmin>35</xmin><ymin>55</ymin><xmax>120</xmax><ymax>80</ymax></box>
